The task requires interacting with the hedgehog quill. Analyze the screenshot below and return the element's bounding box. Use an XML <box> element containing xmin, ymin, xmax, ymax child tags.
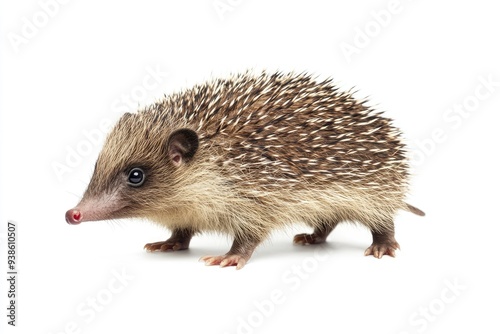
<box><xmin>65</xmin><ymin>71</ymin><xmax>424</xmax><ymax>269</ymax></box>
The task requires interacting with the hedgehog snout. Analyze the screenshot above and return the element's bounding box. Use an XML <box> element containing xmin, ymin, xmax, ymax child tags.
<box><xmin>66</xmin><ymin>209</ymin><xmax>82</xmax><ymax>225</ymax></box>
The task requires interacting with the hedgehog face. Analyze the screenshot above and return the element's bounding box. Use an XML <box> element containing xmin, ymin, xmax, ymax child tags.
<box><xmin>65</xmin><ymin>123</ymin><xmax>200</xmax><ymax>225</ymax></box>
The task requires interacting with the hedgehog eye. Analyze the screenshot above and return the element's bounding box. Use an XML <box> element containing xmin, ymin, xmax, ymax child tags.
<box><xmin>127</xmin><ymin>168</ymin><xmax>145</xmax><ymax>187</ymax></box>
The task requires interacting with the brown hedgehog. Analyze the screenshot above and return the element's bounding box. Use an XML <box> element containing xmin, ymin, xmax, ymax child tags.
<box><xmin>65</xmin><ymin>71</ymin><xmax>424</xmax><ymax>269</ymax></box>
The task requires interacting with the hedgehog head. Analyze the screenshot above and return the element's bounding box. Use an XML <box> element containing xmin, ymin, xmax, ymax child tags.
<box><xmin>65</xmin><ymin>112</ymin><xmax>199</xmax><ymax>225</ymax></box>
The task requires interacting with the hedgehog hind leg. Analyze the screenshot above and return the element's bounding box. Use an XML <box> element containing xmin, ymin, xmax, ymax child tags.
<box><xmin>293</xmin><ymin>221</ymin><xmax>339</xmax><ymax>245</ymax></box>
<box><xmin>364</xmin><ymin>223</ymin><xmax>400</xmax><ymax>259</ymax></box>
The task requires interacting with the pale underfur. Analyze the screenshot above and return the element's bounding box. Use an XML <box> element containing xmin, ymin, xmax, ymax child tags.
<box><xmin>148</xmin><ymin>158</ymin><xmax>408</xmax><ymax>243</ymax></box>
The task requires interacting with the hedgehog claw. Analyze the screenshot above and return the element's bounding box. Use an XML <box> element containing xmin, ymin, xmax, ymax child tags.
<box><xmin>144</xmin><ymin>240</ymin><xmax>189</xmax><ymax>252</ymax></box>
<box><xmin>364</xmin><ymin>241</ymin><xmax>400</xmax><ymax>258</ymax></box>
<box><xmin>200</xmin><ymin>254</ymin><xmax>248</xmax><ymax>269</ymax></box>
<box><xmin>293</xmin><ymin>233</ymin><xmax>327</xmax><ymax>245</ymax></box>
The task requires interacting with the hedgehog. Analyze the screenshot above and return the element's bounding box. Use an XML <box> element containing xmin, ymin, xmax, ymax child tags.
<box><xmin>65</xmin><ymin>71</ymin><xmax>424</xmax><ymax>269</ymax></box>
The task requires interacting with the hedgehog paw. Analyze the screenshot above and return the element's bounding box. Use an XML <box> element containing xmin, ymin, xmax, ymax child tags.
<box><xmin>199</xmin><ymin>254</ymin><xmax>248</xmax><ymax>270</ymax></box>
<box><xmin>293</xmin><ymin>233</ymin><xmax>327</xmax><ymax>245</ymax></box>
<box><xmin>144</xmin><ymin>240</ymin><xmax>189</xmax><ymax>252</ymax></box>
<box><xmin>364</xmin><ymin>241</ymin><xmax>400</xmax><ymax>258</ymax></box>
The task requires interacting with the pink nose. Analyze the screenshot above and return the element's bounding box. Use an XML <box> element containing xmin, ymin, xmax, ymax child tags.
<box><xmin>66</xmin><ymin>209</ymin><xmax>82</xmax><ymax>225</ymax></box>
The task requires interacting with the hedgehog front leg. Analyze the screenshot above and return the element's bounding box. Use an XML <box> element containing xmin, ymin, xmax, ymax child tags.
<box><xmin>200</xmin><ymin>236</ymin><xmax>261</xmax><ymax>270</ymax></box>
<box><xmin>364</xmin><ymin>227</ymin><xmax>400</xmax><ymax>258</ymax></box>
<box><xmin>144</xmin><ymin>228</ymin><xmax>194</xmax><ymax>252</ymax></box>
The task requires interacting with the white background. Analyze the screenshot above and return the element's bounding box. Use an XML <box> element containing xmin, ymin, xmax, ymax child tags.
<box><xmin>1</xmin><ymin>1</ymin><xmax>499</xmax><ymax>333</ymax></box>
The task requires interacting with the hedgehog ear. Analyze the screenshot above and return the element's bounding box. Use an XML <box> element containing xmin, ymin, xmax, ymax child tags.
<box><xmin>167</xmin><ymin>129</ymin><xmax>199</xmax><ymax>167</ymax></box>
